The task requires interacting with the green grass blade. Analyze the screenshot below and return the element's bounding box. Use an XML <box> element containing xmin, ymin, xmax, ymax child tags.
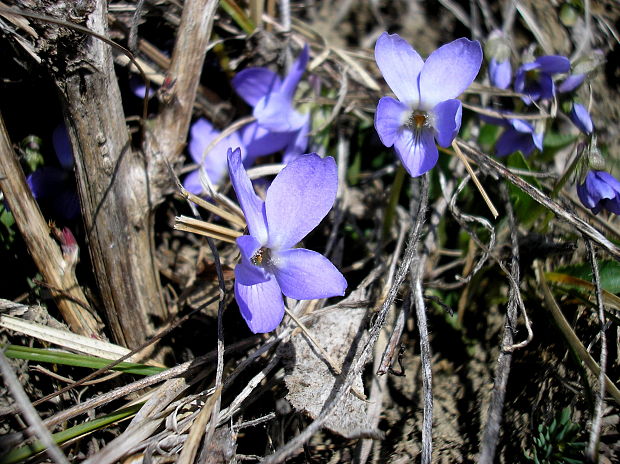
<box><xmin>220</xmin><ymin>0</ymin><xmax>255</xmax><ymax>34</ymax></box>
<box><xmin>0</xmin><ymin>403</ymin><xmax>143</xmax><ymax>464</ymax></box>
<box><xmin>3</xmin><ymin>344</ymin><xmax>165</xmax><ymax>376</ymax></box>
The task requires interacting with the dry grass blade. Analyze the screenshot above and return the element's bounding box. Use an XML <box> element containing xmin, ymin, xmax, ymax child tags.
<box><xmin>452</xmin><ymin>140</ymin><xmax>498</xmax><ymax>219</ymax></box>
<box><xmin>458</xmin><ymin>141</ymin><xmax>620</xmax><ymax>261</ymax></box>
<box><xmin>0</xmin><ymin>113</ymin><xmax>100</xmax><ymax>337</ymax></box>
<box><xmin>178</xmin><ymin>187</ymin><xmax>245</xmax><ymax>228</ymax></box>
<box><xmin>0</xmin><ymin>312</ymin><xmax>136</xmax><ymax>361</ymax></box>
<box><xmin>174</xmin><ymin>215</ymin><xmax>243</xmax><ymax>243</ymax></box>
<box><xmin>536</xmin><ymin>262</ymin><xmax>620</xmax><ymax>406</ymax></box>
<box><xmin>585</xmin><ymin>239</ymin><xmax>607</xmax><ymax>462</ymax></box>
<box><xmin>479</xmin><ymin>183</ymin><xmax>521</xmax><ymax>464</ymax></box>
<box><xmin>177</xmin><ymin>386</ymin><xmax>222</xmax><ymax>464</ymax></box>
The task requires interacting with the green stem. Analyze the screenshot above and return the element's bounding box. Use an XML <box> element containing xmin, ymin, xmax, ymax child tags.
<box><xmin>382</xmin><ymin>165</ymin><xmax>406</xmax><ymax>242</ymax></box>
<box><xmin>551</xmin><ymin>145</ymin><xmax>582</xmax><ymax>198</ymax></box>
<box><xmin>540</xmin><ymin>143</ymin><xmax>582</xmax><ymax>232</ymax></box>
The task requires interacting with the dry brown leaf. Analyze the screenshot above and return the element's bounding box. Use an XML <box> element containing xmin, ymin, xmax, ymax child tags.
<box><xmin>278</xmin><ymin>307</ymin><xmax>379</xmax><ymax>439</ymax></box>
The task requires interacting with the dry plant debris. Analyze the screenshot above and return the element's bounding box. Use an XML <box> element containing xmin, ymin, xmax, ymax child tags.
<box><xmin>0</xmin><ymin>1</ymin><xmax>619</xmax><ymax>463</ymax></box>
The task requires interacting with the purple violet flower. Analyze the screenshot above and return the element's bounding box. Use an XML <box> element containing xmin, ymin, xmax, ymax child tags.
<box><xmin>228</xmin><ymin>148</ymin><xmax>347</xmax><ymax>333</ymax></box>
<box><xmin>373</xmin><ymin>33</ymin><xmax>482</xmax><ymax>177</ymax></box>
<box><xmin>497</xmin><ymin>119</ymin><xmax>543</xmax><ymax>157</ymax></box>
<box><xmin>558</xmin><ymin>73</ymin><xmax>586</xmax><ymax>93</ymax></box>
<box><xmin>129</xmin><ymin>75</ymin><xmax>154</xmax><ymax>99</ymax></box>
<box><xmin>27</xmin><ymin>124</ymin><xmax>80</xmax><ymax>220</ymax></box>
<box><xmin>485</xmin><ymin>31</ymin><xmax>512</xmax><ymax>89</ymax></box>
<box><xmin>569</xmin><ymin>103</ymin><xmax>594</xmax><ymax>135</ymax></box>
<box><xmin>183</xmin><ymin>117</ymin><xmax>246</xmax><ymax>194</ymax></box>
<box><xmin>233</xmin><ymin>46</ymin><xmax>311</xmax><ymax>164</ymax></box>
<box><xmin>514</xmin><ymin>55</ymin><xmax>570</xmax><ymax>104</ymax></box>
<box><xmin>577</xmin><ymin>170</ymin><xmax>620</xmax><ymax>215</ymax></box>
<box><xmin>489</xmin><ymin>58</ymin><xmax>512</xmax><ymax>89</ymax></box>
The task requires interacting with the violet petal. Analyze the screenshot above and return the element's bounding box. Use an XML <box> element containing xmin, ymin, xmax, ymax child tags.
<box><xmin>374</xmin><ymin>96</ymin><xmax>409</xmax><ymax>148</ymax></box>
<box><xmin>273</xmin><ymin>248</ymin><xmax>347</xmax><ymax>300</ymax></box>
<box><xmin>374</xmin><ymin>32</ymin><xmax>423</xmax><ymax>106</ymax></box>
<box><xmin>52</xmin><ymin>125</ymin><xmax>74</xmax><ymax>170</ymax></box>
<box><xmin>227</xmin><ymin>148</ymin><xmax>268</xmax><ymax>243</ymax></box>
<box><xmin>242</xmin><ymin>121</ymin><xmax>293</xmax><ymax>161</ymax></box>
<box><xmin>535</xmin><ymin>55</ymin><xmax>570</xmax><ymax>74</ymax></box>
<box><xmin>569</xmin><ymin>103</ymin><xmax>594</xmax><ymax>135</ymax></box>
<box><xmin>265</xmin><ymin>154</ymin><xmax>337</xmax><ymax>250</ymax></box>
<box><xmin>419</xmin><ymin>38</ymin><xmax>482</xmax><ymax>109</ymax></box>
<box><xmin>234</xmin><ymin>275</ymin><xmax>285</xmax><ymax>333</ymax></box>
<box><xmin>280</xmin><ymin>45</ymin><xmax>310</xmax><ymax>99</ymax></box>
<box><xmin>558</xmin><ymin>74</ymin><xmax>585</xmax><ymax>93</ymax></box>
<box><xmin>433</xmin><ymin>99</ymin><xmax>462</xmax><ymax>147</ymax></box>
<box><xmin>489</xmin><ymin>58</ymin><xmax>512</xmax><ymax>89</ymax></box>
<box><xmin>232</xmin><ymin>68</ymin><xmax>281</xmax><ymax>107</ymax></box>
<box><xmin>393</xmin><ymin>128</ymin><xmax>438</xmax><ymax>177</ymax></box>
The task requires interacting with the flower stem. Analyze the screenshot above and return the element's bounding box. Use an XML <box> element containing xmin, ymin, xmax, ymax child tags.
<box><xmin>540</xmin><ymin>144</ymin><xmax>582</xmax><ymax>231</ymax></box>
<box><xmin>382</xmin><ymin>164</ymin><xmax>406</xmax><ymax>241</ymax></box>
<box><xmin>551</xmin><ymin>145</ymin><xmax>582</xmax><ymax>198</ymax></box>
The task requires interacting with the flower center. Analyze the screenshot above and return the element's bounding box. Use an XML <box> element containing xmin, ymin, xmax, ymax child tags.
<box><xmin>525</xmin><ymin>69</ymin><xmax>540</xmax><ymax>84</ymax></box>
<box><xmin>406</xmin><ymin>111</ymin><xmax>431</xmax><ymax>131</ymax></box>
<box><xmin>251</xmin><ymin>246</ymin><xmax>273</xmax><ymax>267</ymax></box>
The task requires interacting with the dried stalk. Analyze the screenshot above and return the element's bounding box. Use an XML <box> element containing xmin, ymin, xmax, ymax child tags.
<box><xmin>479</xmin><ymin>183</ymin><xmax>521</xmax><ymax>464</ymax></box>
<box><xmin>410</xmin><ymin>174</ymin><xmax>433</xmax><ymax>464</ymax></box>
<box><xmin>457</xmin><ymin>141</ymin><xmax>620</xmax><ymax>262</ymax></box>
<box><xmin>585</xmin><ymin>238</ymin><xmax>607</xmax><ymax>462</ymax></box>
<box><xmin>0</xmin><ymin>112</ymin><xmax>100</xmax><ymax>337</ymax></box>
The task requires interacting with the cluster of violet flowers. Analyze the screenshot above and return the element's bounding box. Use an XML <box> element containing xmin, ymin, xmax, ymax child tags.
<box><xmin>482</xmin><ymin>32</ymin><xmax>620</xmax><ymax>215</ymax></box>
<box><xmin>183</xmin><ymin>46</ymin><xmax>311</xmax><ymax>195</ymax></box>
<box><xmin>190</xmin><ymin>47</ymin><xmax>347</xmax><ymax>334</ymax></box>
<box><xmin>225</xmin><ymin>33</ymin><xmax>620</xmax><ymax>333</ymax></box>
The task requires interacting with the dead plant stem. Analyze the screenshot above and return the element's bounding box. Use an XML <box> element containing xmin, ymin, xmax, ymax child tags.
<box><xmin>585</xmin><ymin>238</ymin><xmax>607</xmax><ymax>463</ymax></box>
<box><xmin>479</xmin><ymin>183</ymin><xmax>520</xmax><ymax>464</ymax></box>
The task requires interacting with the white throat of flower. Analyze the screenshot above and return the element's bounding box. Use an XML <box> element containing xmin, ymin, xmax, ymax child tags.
<box><xmin>402</xmin><ymin>109</ymin><xmax>435</xmax><ymax>135</ymax></box>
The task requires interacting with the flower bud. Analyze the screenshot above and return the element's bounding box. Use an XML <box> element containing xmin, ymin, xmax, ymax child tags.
<box><xmin>484</xmin><ymin>31</ymin><xmax>511</xmax><ymax>63</ymax></box>
<box><xmin>586</xmin><ymin>137</ymin><xmax>606</xmax><ymax>171</ymax></box>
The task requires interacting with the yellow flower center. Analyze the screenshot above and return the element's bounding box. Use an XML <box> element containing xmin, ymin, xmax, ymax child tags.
<box><xmin>407</xmin><ymin>111</ymin><xmax>431</xmax><ymax>131</ymax></box>
<box><xmin>251</xmin><ymin>246</ymin><xmax>272</xmax><ymax>267</ymax></box>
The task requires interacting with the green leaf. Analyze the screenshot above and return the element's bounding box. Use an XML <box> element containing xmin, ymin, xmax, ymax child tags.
<box><xmin>559</xmin><ymin>407</ymin><xmax>571</xmax><ymax>424</ymax></box>
<box><xmin>0</xmin><ymin>207</ymin><xmax>16</xmax><ymax>248</ymax></box>
<box><xmin>20</xmin><ymin>134</ymin><xmax>44</xmax><ymax>173</ymax></box>
<box><xmin>3</xmin><ymin>344</ymin><xmax>165</xmax><ymax>376</ymax></box>
<box><xmin>347</xmin><ymin>150</ymin><xmax>362</xmax><ymax>186</ymax></box>
<box><xmin>505</xmin><ymin>152</ymin><xmax>545</xmax><ymax>227</ymax></box>
<box><xmin>543</xmin><ymin>131</ymin><xmax>577</xmax><ymax>150</ymax></box>
<box><xmin>478</xmin><ymin>124</ymin><xmax>500</xmax><ymax>151</ymax></box>
<box><xmin>555</xmin><ymin>260</ymin><xmax>620</xmax><ymax>294</ymax></box>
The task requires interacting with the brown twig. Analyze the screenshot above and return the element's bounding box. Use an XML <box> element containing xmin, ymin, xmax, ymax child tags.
<box><xmin>585</xmin><ymin>238</ymin><xmax>607</xmax><ymax>463</ymax></box>
<box><xmin>409</xmin><ymin>174</ymin><xmax>433</xmax><ymax>464</ymax></box>
<box><xmin>262</xmin><ymin>171</ymin><xmax>430</xmax><ymax>464</ymax></box>
<box><xmin>479</xmin><ymin>183</ymin><xmax>521</xmax><ymax>464</ymax></box>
